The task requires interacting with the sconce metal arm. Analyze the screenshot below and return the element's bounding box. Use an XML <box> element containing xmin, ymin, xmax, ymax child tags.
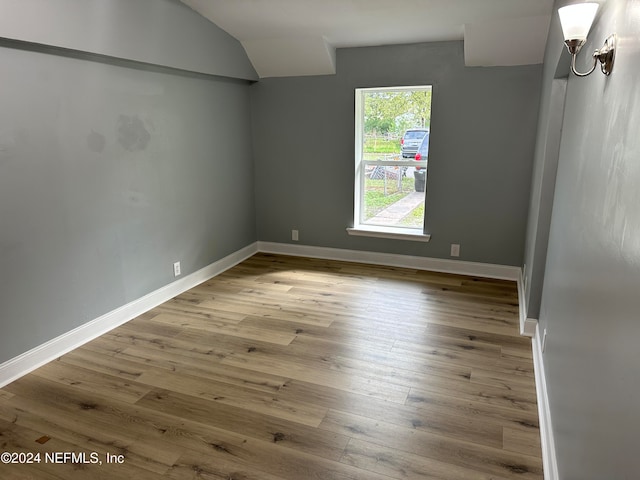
<box><xmin>564</xmin><ymin>35</ymin><xmax>616</xmax><ymax>77</ymax></box>
<box><xmin>570</xmin><ymin>50</ymin><xmax>598</xmax><ymax>77</ymax></box>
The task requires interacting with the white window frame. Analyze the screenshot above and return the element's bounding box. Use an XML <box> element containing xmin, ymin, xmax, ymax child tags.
<box><xmin>347</xmin><ymin>86</ymin><xmax>431</xmax><ymax>242</ymax></box>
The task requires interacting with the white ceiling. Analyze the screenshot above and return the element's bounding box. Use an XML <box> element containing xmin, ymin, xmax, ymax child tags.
<box><xmin>180</xmin><ymin>0</ymin><xmax>555</xmax><ymax>78</ymax></box>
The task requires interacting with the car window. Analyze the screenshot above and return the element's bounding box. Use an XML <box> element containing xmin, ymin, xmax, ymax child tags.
<box><xmin>418</xmin><ymin>136</ymin><xmax>430</xmax><ymax>154</ymax></box>
<box><xmin>404</xmin><ymin>131</ymin><xmax>427</xmax><ymax>140</ymax></box>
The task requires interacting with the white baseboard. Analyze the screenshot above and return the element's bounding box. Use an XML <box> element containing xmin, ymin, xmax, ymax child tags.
<box><xmin>257</xmin><ymin>242</ymin><xmax>521</xmax><ymax>281</ymax></box>
<box><xmin>516</xmin><ymin>269</ymin><xmax>537</xmax><ymax>337</ymax></box>
<box><xmin>522</xmin><ymin>318</ymin><xmax>537</xmax><ymax>337</ymax></box>
<box><xmin>532</xmin><ymin>320</ymin><xmax>559</xmax><ymax>480</ymax></box>
<box><xmin>0</xmin><ymin>242</ymin><xmax>259</xmax><ymax>388</ymax></box>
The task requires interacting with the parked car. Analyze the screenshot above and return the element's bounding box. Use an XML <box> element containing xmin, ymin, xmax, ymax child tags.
<box><xmin>400</xmin><ymin>128</ymin><xmax>429</xmax><ymax>158</ymax></box>
<box><xmin>413</xmin><ymin>134</ymin><xmax>430</xmax><ymax>167</ymax></box>
<box><xmin>413</xmin><ymin>135</ymin><xmax>430</xmax><ymax>192</ymax></box>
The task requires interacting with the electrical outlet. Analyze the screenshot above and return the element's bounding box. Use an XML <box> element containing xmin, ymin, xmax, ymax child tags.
<box><xmin>450</xmin><ymin>244</ymin><xmax>460</xmax><ymax>257</ymax></box>
<box><xmin>292</xmin><ymin>229</ymin><xmax>299</xmax><ymax>241</ymax></box>
<box><xmin>173</xmin><ymin>261</ymin><xmax>181</xmax><ymax>277</ymax></box>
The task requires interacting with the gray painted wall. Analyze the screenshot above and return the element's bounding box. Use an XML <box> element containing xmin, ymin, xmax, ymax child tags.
<box><xmin>0</xmin><ymin>45</ymin><xmax>256</xmax><ymax>363</ymax></box>
<box><xmin>537</xmin><ymin>0</ymin><xmax>640</xmax><ymax>477</ymax></box>
<box><xmin>522</xmin><ymin>77</ymin><xmax>565</xmax><ymax>321</ymax></box>
<box><xmin>523</xmin><ymin>4</ymin><xmax>572</xmax><ymax>320</ymax></box>
<box><xmin>0</xmin><ymin>0</ymin><xmax>258</xmax><ymax>81</ymax></box>
<box><xmin>251</xmin><ymin>41</ymin><xmax>542</xmax><ymax>266</ymax></box>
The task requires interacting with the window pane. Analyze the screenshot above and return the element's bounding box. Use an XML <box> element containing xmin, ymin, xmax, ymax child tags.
<box><xmin>356</xmin><ymin>86</ymin><xmax>432</xmax><ymax>231</ymax></box>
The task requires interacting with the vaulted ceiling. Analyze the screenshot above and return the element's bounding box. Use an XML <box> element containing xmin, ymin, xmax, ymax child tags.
<box><xmin>180</xmin><ymin>0</ymin><xmax>555</xmax><ymax>78</ymax></box>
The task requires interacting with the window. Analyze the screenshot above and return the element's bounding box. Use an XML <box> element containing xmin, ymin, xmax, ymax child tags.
<box><xmin>349</xmin><ymin>86</ymin><xmax>432</xmax><ymax>241</ymax></box>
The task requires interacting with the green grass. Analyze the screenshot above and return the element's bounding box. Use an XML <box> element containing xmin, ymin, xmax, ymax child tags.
<box><xmin>364</xmin><ymin>137</ymin><xmax>400</xmax><ymax>154</ymax></box>
<box><xmin>399</xmin><ymin>203</ymin><xmax>425</xmax><ymax>228</ymax></box>
<box><xmin>364</xmin><ymin>191</ymin><xmax>406</xmax><ymax>219</ymax></box>
<box><xmin>363</xmin><ymin>175</ymin><xmax>425</xmax><ymax>227</ymax></box>
<box><xmin>363</xmin><ymin>177</ymin><xmax>414</xmax><ymax>219</ymax></box>
<box><xmin>363</xmin><ymin>152</ymin><xmax>399</xmax><ymax>160</ymax></box>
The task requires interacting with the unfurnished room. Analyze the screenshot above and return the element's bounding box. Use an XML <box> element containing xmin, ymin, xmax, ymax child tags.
<box><xmin>0</xmin><ymin>1</ymin><xmax>639</xmax><ymax>479</ymax></box>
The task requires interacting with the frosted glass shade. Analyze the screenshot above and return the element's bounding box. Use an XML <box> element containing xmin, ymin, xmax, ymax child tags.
<box><xmin>558</xmin><ymin>3</ymin><xmax>599</xmax><ymax>41</ymax></box>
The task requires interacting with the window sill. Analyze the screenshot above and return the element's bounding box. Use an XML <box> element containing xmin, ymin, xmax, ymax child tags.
<box><xmin>346</xmin><ymin>226</ymin><xmax>431</xmax><ymax>242</ymax></box>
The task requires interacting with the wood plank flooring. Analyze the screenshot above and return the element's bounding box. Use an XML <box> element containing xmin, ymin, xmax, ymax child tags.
<box><xmin>0</xmin><ymin>253</ymin><xmax>543</xmax><ymax>479</ymax></box>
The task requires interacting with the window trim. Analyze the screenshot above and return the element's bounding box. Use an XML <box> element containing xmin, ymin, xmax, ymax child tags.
<box><xmin>346</xmin><ymin>225</ymin><xmax>431</xmax><ymax>242</ymax></box>
<box><xmin>352</xmin><ymin>85</ymin><xmax>432</xmax><ymax>242</ymax></box>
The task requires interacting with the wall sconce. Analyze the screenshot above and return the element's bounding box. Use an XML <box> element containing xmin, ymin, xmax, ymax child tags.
<box><xmin>558</xmin><ymin>2</ymin><xmax>616</xmax><ymax>76</ymax></box>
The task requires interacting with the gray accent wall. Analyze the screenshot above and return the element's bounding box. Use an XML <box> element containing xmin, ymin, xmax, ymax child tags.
<box><xmin>0</xmin><ymin>43</ymin><xmax>256</xmax><ymax>362</ymax></box>
<box><xmin>251</xmin><ymin>41</ymin><xmax>542</xmax><ymax>266</ymax></box>
<box><xmin>533</xmin><ymin>0</ymin><xmax>640</xmax><ymax>477</ymax></box>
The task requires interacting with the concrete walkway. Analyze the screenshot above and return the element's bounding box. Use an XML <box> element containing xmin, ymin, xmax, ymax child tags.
<box><xmin>368</xmin><ymin>191</ymin><xmax>425</xmax><ymax>226</ymax></box>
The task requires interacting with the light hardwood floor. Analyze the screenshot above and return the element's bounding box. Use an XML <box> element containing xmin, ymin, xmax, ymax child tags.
<box><xmin>0</xmin><ymin>253</ymin><xmax>543</xmax><ymax>479</ymax></box>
